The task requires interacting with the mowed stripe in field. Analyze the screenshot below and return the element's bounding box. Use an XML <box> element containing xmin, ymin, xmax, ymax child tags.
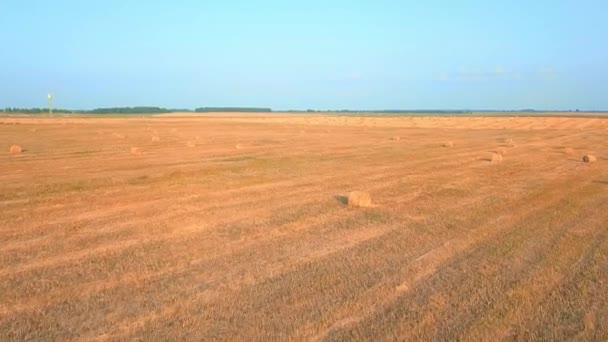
<box><xmin>1</xmin><ymin>115</ymin><xmax>607</xmax><ymax>340</ymax></box>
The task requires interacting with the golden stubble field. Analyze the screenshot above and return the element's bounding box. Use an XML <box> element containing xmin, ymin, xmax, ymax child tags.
<box><xmin>1</xmin><ymin>113</ymin><xmax>608</xmax><ymax>341</ymax></box>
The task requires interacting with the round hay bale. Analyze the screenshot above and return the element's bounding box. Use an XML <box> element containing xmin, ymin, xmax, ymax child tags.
<box><xmin>186</xmin><ymin>141</ymin><xmax>196</xmax><ymax>148</ymax></box>
<box><xmin>390</xmin><ymin>136</ymin><xmax>400</xmax><ymax>141</ymax></box>
<box><xmin>151</xmin><ymin>136</ymin><xmax>160</xmax><ymax>142</ymax></box>
<box><xmin>9</xmin><ymin>145</ymin><xmax>22</xmax><ymax>154</ymax></box>
<box><xmin>491</xmin><ymin>153</ymin><xmax>503</xmax><ymax>163</ymax></box>
<box><xmin>583</xmin><ymin>155</ymin><xmax>597</xmax><ymax>163</ymax></box>
<box><xmin>235</xmin><ymin>144</ymin><xmax>243</xmax><ymax>150</ymax></box>
<box><xmin>130</xmin><ymin>147</ymin><xmax>142</xmax><ymax>155</ymax></box>
<box><xmin>348</xmin><ymin>191</ymin><xmax>372</xmax><ymax>208</ymax></box>
<box><xmin>443</xmin><ymin>141</ymin><xmax>454</xmax><ymax>148</ymax></box>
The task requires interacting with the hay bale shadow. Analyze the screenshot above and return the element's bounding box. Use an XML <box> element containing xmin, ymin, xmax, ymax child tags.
<box><xmin>592</xmin><ymin>180</ymin><xmax>608</xmax><ymax>185</ymax></box>
<box><xmin>334</xmin><ymin>195</ymin><xmax>348</xmax><ymax>206</ymax></box>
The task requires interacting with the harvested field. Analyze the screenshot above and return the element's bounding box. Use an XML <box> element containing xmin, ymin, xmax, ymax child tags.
<box><xmin>1</xmin><ymin>114</ymin><xmax>608</xmax><ymax>340</ymax></box>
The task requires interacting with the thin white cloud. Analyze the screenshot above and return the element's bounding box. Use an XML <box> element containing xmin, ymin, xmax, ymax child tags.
<box><xmin>434</xmin><ymin>66</ymin><xmax>557</xmax><ymax>82</ymax></box>
<box><xmin>328</xmin><ymin>72</ymin><xmax>364</xmax><ymax>82</ymax></box>
<box><xmin>538</xmin><ymin>67</ymin><xmax>558</xmax><ymax>81</ymax></box>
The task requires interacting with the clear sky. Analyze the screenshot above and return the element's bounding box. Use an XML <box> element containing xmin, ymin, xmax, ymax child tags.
<box><xmin>1</xmin><ymin>0</ymin><xmax>607</xmax><ymax>110</ymax></box>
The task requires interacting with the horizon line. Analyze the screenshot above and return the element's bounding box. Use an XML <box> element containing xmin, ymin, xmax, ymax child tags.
<box><xmin>2</xmin><ymin>106</ymin><xmax>608</xmax><ymax>113</ymax></box>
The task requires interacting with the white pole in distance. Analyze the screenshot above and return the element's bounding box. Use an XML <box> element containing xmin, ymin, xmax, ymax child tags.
<box><xmin>47</xmin><ymin>93</ymin><xmax>53</xmax><ymax>115</ymax></box>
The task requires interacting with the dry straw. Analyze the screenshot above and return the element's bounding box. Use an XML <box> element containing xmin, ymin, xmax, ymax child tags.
<box><xmin>491</xmin><ymin>153</ymin><xmax>503</xmax><ymax>163</ymax></box>
<box><xmin>348</xmin><ymin>191</ymin><xmax>372</xmax><ymax>208</ymax></box>
<box><xmin>130</xmin><ymin>147</ymin><xmax>142</xmax><ymax>155</ymax></box>
<box><xmin>9</xmin><ymin>145</ymin><xmax>22</xmax><ymax>154</ymax></box>
<box><xmin>583</xmin><ymin>155</ymin><xmax>596</xmax><ymax>163</ymax></box>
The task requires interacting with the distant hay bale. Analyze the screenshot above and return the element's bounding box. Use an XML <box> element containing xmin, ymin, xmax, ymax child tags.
<box><xmin>29</xmin><ymin>128</ymin><xmax>37</xmax><ymax>133</ymax></box>
<box><xmin>151</xmin><ymin>136</ymin><xmax>160</xmax><ymax>142</ymax></box>
<box><xmin>584</xmin><ymin>312</ymin><xmax>596</xmax><ymax>332</ymax></box>
<box><xmin>505</xmin><ymin>138</ymin><xmax>516</xmax><ymax>147</ymax></box>
<box><xmin>130</xmin><ymin>147</ymin><xmax>142</xmax><ymax>155</ymax></box>
<box><xmin>235</xmin><ymin>144</ymin><xmax>243</xmax><ymax>150</ymax></box>
<box><xmin>390</xmin><ymin>136</ymin><xmax>400</xmax><ymax>141</ymax></box>
<box><xmin>491</xmin><ymin>153</ymin><xmax>503</xmax><ymax>163</ymax></box>
<box><xmin>564</xmin><ymin>147</ymin><xmax>574</xmax><ymax>155</ymax></box>
<box><xmin>348</xmin><ymin>191</ymin><xmax>372</xmax><ymax>208</ymax></box>
<box><xmin>9</xmin><ymin>145</ymin><xmax>22</xmax><ymax>154</ymax></box>
<box><xmin>443</xmin><ymin>141</ymin><xmax>454</xmax><ymax>148</ymax></box>
<box><xmin>496</xmin><ymin>148</ymin><xmax>507</xmax><ymax>155</ymax></box>
<box><xmin>186</xmin><ymin>141</ymin><xmax>196</xmax><ymax>148</ymax></box>
<box><xmin>583</xmin><ymin>155</ymin><xmax>597</xmax><ymax>163</ymax></box>
<box><xmin>112</xmin><ymin>132</ymin><xmax>126</xmax><ymax>139</ymax></box>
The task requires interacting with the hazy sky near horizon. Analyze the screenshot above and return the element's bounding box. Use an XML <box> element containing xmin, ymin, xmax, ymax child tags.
<box><xmin>1</xmin><ymin>1</ymin><xmax>607</xmax><ymax>110</ymax></box>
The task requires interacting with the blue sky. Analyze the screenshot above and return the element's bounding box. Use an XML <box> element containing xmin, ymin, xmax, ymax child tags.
<box><xmin>1</xmin><ymin>0</ymin><xmax>607</xmax><ymax>110</ymax></box>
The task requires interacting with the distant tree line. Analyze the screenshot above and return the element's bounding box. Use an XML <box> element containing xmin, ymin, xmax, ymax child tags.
<box><xmin>195</xmin><ymin>107</ymin><xmax>272</xmax><ymax>113</ymax></box>
<box><xmin>2</xmin><ymin>107</ymin><xmax>75</xmax><ymax>114</ymax></box>
<box><xmin>1</xmin><ymin>107</ymin><xmax>191</xmax><ymax>114</ymax></box>
<box><xmin>88</xmin><ymin>107</ymin><xmax>187</xmax><ymax>114</ymax></box>
<box><xmin>3</xmin><ymin>107</ymin><xmax>605</xmax><ymax>115</ymax></box>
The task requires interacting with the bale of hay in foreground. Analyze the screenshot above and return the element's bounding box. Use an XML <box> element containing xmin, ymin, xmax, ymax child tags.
<box><xmin>583</xmin><ymin>155</ymin><xmax>597</xmax><ymax>163</ymax></box>
<box><xmin>9</xmin><ymin>145</ymin><xmax>22</xmax><ymax>154</ymax></box>
<box><xmin>348</xmin><ymin>191</ymin><xmax>372</xmax><ymax>208</ymax></box>
<box><xmin>491</xmin><ymin>153</ymin><xmax>503</xmax><ymax>163</ymax></box>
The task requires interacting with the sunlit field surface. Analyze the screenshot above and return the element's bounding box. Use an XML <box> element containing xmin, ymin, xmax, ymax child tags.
<box><xmin>1</xmin><ymin>113</ymin><xmax>608</xmax><ymax>340</ymax></box>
